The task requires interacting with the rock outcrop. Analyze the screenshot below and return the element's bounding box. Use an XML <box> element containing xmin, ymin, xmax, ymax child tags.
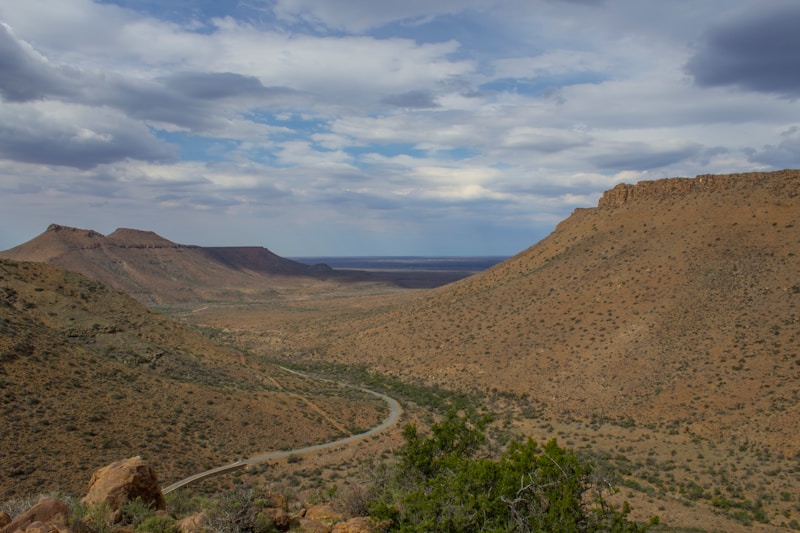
<box><xmin>81</xmin><ymin>456</ymin><xmax>165</xmax><ymax>523</ymax></box>
<box><xmin>174</xmin><ymin>511</ymin><xmax>207</xmax><ymax>533</ymax></box>
<box><xmin>330</xmin><ymin>517</ymin><xmax>380</xmax><ymax>533</ymax></box>
<box><xmin>304</xmin><ymin>505</ymin><xmax>344</xmax><ymax>525</ymax></box>
<box><xmin>597</xmin><ymin>169</ymin><xmax>800</xmax><ymax>208</ymax></box>
<box><xmin>261</xmin><ymin>507</ymin><xmax>291</xmax><ymax>531</ymax></box>
<box><xmin>0</xmin><ymin>498</ymin><xmax>72</xmax><ymax>533</ymax></box>
<box><xmin>295</xmin><ymin>517</ymin><xmax>330</xmax><ymax>533</ymax></box>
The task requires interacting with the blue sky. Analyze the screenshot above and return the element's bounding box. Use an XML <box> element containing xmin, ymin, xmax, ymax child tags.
<box><xmin>1</xmin><ymin>0</ymin><xmax>799</xmax><ymax>256</ymax></box>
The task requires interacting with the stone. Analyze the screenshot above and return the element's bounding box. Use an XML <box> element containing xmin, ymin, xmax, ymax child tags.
<box><xmin>174</xmin><ymin>512</ymin><xmax>207</xmax><ymax>533</ymax></box>
<box><xmin>264</xmin><ymin>492</ymin><xmax>287</xmax><ymax>510</ymax></box>
<box><xmin>330</xmin><ymin>517</ymin><xmax>379</xmax><ymax>533</ymax></box>
<box><xmin>294</xmin><ymin>517</ymin><xmax>329</xmax><ymax>533</ymax></box>
<box><xmin>0</xmin><ymin>498</ymin><xmax>71</xmax><ymax>533</ymax></box>
<box><xmin>259</xmin><ymin>508</ymin><xmax>290</xmax><ymax>531</ymax></box>
<box><xmin>303</xmin><ymin>505</ymin><xmax>343</xmax><ymax>525</ymax></box>
<box><xmin>81</xmin><ymin>457</ymin><xmax>165</xmax><ymax>523</ymax></box>
<box><xmin>0</xmin><ymin>513</ymin><xmax>10</xmax><ymax>528</ymax></box>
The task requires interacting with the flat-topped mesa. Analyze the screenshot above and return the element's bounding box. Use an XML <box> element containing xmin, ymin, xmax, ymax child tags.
<box><xmin>597</xmin><ymin>169</ymin><xmax>800</xmax><ymax>208</ymax></box>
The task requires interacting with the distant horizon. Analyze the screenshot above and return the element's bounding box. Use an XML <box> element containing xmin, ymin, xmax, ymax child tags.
<box><xmin>0</xmin><ymin>222</ymin><xmax>518</xmax><ymax>260</ymax></box>
<box><xmin>290</xmin><ymin>254</ymin><xmax>511</xmax><ymax>259</ymax></box>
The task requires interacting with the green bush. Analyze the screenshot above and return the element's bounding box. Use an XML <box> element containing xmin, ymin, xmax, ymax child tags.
<box><xmin>368</xmin><ymin>411</ymin><xmax>647</xmax><ymax>532</ymax></box>
<box><xmin>136</xmin><ymin>514</ymin><xmax>177</xmax><ymax>533</ymax></box>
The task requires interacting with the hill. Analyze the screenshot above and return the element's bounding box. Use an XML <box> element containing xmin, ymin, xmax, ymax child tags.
<box><xmin>0</xmin><ymin>259</ymin><xmax>386</xmax><ymax>498</ymax></box>
<box><xmin>0</xmin><ymin>225</ymin><xmax>480</xmax><ymax>304</ymax></box>
<box><xmin>204</xmin><ymin>169</ymin><xmax>797</xmax><ymax>529</ymax></box>
<box><xmin>0</xmin><ymin>225</ymin><xmax>381</xmax><ymax>304</ymax></box>
<box><xmin>316</xmin><ymin>170</ymin><xmax>800</xmax><ymax>452</ymax></box>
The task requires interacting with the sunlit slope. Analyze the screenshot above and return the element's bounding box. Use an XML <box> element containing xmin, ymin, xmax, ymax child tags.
<box><xmin>0</xmin><ymin>259</ymin><xmax>384</xmax><ymax>497</ymax></box>
<box><xmin>0</xmin><ymin>225</ymin><xmax>372</xmax><ymax>304</ymax></box>
<box><xmin>324</xmin><ymin>170</ymin><xmax>800</xmax><ymax>453</ymax></box>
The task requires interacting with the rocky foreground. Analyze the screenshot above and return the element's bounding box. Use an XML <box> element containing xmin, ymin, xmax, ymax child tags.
<box><xmin>0</xmin><ymin>457</ymin><xmax>379</xmax><ymax>533</ymax></box>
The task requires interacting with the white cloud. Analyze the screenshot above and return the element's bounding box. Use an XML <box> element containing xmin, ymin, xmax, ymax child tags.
<box><xmin>0</xmin><ymin>0</ymin><xmax>797</xmax><ymax>255</ymax></box>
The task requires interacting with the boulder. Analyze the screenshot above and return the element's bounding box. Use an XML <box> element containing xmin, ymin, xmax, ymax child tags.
<box><xmin>174</xmin><ymin>511</ymin><xmax>207</xmax><ymax>533</ymax></box>
<box><xmin>331</xmin><ymin>518</ymin><xmax>379</xmax><ymax>533</ymax></box>
<box><xmin>259</xmin><ymin>508</ymin><xmax>290</xmax><ymax>531</ymax></box>
<box><xmin>294</xmin><ymin>517</ymin><xmax>330</xmax><ymax>533</ymax></box>
<box><xmin>81</xmin><ymin>457</ymin><xmax>165</xmax><ymax>523</ymax></box>
<box><xmin>303</xmin><ymin>505</ymin><xmax>343</xmax><ymax>525</ymax></box>
<box><xmin>0</xmin><ymin>498</ymin><xmax>71</xmax><ymax>533</ymax></box>
<box><xmin>264</xmin><ymin>492</ymin><xmax>287</xmax><ymax>510</ymax></box>
<box><xmin>0</xmin><ymin>513</ymin><xmax>10</xmax><ymax>528</ymax></box>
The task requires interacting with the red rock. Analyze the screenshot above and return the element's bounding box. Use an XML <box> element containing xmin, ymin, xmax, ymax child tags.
<box><xmin>259</xmin><ymin>508</ymin><xmax>290</xmax><ymax>531</ymax></box>
<box><xmin>330</xmin><ymin>517</ymin><xmax>379</xmax><ymax>533</ymax></box>
<box><xmin>295</xmin><ymin>517</ymin><xmax>330</xmax><ymax>533</ymax></box>
<box><xmin>81</xmin><ymin>457</ymin><xmax>165</xmax><ymax>523</ymax></box>
<box><xmin>304</xmin><ymin>505</ymin><xmax>342</xmax><ymax>525</ymax></box>
<box><xmin>174</xmin><ymin>512</ymin><xmax>207</xmax><ymax>533</ymax></box>
<box><xmin>0</xmin><ymin>498</ymin><xmax>70</xmax><ymax>533</ymax></box>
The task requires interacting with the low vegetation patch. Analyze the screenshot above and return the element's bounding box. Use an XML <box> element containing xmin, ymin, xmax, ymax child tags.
<box><xmin>365</xmin><ymin>411</ymin><xmax>649</xmax><ymax>532</ymax></box>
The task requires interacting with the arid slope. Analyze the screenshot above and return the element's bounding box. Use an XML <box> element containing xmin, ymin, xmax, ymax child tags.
<box><xmin>318</xmin><ymin>170</ymin><xmax>800</xmax><ymax>455</ymax></box>
<box><xmin>0</xmin><ymin>225</ymin><xmax>384</xmax><ymax>304</ymax></box>
<box><xmin>0</xmin><ymin>259</ymin><xmax>384</xmax><ymax>498</ymax></box>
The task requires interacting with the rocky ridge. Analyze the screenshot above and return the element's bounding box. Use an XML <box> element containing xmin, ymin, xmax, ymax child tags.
<box><xmin>597</xmin><ymin>169</ymin><xmax>800</xmax><ymax>208</ymax></box>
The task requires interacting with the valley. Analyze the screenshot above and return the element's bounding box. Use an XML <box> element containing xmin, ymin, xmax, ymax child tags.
<box><xmin>2</xmin><ymin>170</ymin><xmax>800</xmax><ymax>531</ymax></box>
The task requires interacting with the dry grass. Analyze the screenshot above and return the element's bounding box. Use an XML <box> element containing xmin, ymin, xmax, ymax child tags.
<box><xmin>183</xmin><ymin>171</ymin><xmax>800</xmax><ymax>531</ymax></box>
<box><xmin>0</xmin><ymin>259</ymin><xmax>386</xmax><ymax>498</ymax></box>
<box><xmin>4</xmin><ymin>171</ymin><xmax>800</xmax><ymax>531</ymax></box>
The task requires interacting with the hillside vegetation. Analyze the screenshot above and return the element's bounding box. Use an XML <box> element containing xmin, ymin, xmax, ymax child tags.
<box><xmin>4</xmin><ymin>170</ymin><xmax>800</xmax><ymax>531</ymax></box>
<box><xmin>0</xmin><ymin>225</ymin><xmax>449</xmax><ymax>305</ymax></box>
<box><xmin>197</xmin><ymin>170</ymin><xmax>800</xmax><ymax>530</ymax></box>
<box><xmin>317</xmin><ymin>170</ymin><xmax>800</xmax><ymax>453</ymax></box>
<box><xmin>0</xmin><ymin>259</ymin><xmax>385</xmax><ymax>498</ymax></box>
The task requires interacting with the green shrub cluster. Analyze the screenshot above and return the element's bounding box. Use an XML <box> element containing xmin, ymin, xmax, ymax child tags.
<box><xmin>368</xmin><ymin>411</ymin><xmax>647</xmax><ymax>532</ymax></box>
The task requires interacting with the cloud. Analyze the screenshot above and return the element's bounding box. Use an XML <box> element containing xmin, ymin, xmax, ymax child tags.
<box><xmin>0</xmin><ymin>23</ymin><xmax>79</xmax><ymax>102</ymax></box>
<box><xmin>1</xmin><ymin>0</ymin><xmax>800</xmax><ymax>256</ymax></box>
<box><xmin>499</xmin><ymin>127</ymin><xmax>591</xmax><ymax>154</ymax></box>
<box><xmin>589</xmin><ymin>140</ymin><xmax>704</xmax><ymax>172</ymax></box>
<box><xmin>686</xmin><ymin>1</ymin><xmax>800</xmax><ymax>98</ymax></box>
<box><xmin>748</xmin><ymin>126</ymin><xmax>800</xmax><ymax>167</ymax></box>
<box><xmin>159</xmin><ymin>72</ymin><xmax>292</xmax><ymax>100</ymax></box>
<box><xmin>0</xmin><ymin>101</ymin><xmax>176</xmax><ymax>169</ymax></box>
<box><xmin>382</xmin><ymin>90</ymin><xmax>440</xmax><ymax>109</ymax></box>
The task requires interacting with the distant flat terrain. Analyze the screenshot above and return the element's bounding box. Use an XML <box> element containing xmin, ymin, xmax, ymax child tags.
<box><xmin>292</xmin><ymin>256</ymin><xmax>507</xmax><ymax>271</ymax></box>
<box><xmin>292</xmin><ymin>256</ymin><xmax>508</xmax><ymax>288</ymax></box>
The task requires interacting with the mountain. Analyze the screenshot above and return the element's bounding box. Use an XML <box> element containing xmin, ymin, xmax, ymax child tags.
<box><xmin>0</xmin><ymin>225</ymin><xmax>368</xmax><ymax>304</ymax></box>
<box><xmin>0</xmin><ymin>258</ymin><xmax>386</xmax><ymax>498</ymax></box>
<box><xmin>318</xmin><ymin>170</ymin><xmax>800</xmax><ymax>455</ymax></box>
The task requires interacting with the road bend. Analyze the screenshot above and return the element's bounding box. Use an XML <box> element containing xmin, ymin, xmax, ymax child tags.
<box><xmin>162</xmin><ymin>366</ymin><xmax>402</xmax><ymax>494</ymax></box>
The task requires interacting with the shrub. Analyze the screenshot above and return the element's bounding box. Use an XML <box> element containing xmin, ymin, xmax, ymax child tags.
<box><xmin>368</xmin><ymin>411</ymin><xmax>646</xmax><ymax>532</ymax></box>
<box><xmin>136</xmin><ymin>514</ymin><xmax>177</xmax><ymax>533</ymax></box>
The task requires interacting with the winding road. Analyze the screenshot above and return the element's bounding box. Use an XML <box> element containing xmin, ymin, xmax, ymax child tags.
<box><xmin>162</xmin><ymin>366</ymin><xmax>402</xmax><ymax>494</ymax></box>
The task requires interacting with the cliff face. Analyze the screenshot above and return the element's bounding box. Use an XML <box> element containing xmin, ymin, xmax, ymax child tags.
<box><xmin>597</xmin><ymin>169</ymin><xmax>800</xmax><ymax>208</ymax></box>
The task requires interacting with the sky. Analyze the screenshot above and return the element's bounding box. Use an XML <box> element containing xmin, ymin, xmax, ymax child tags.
<box><xmin>1</xmin><ymin>1</ymin><xmax>799</xmax><ymax>256</ymax></box>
